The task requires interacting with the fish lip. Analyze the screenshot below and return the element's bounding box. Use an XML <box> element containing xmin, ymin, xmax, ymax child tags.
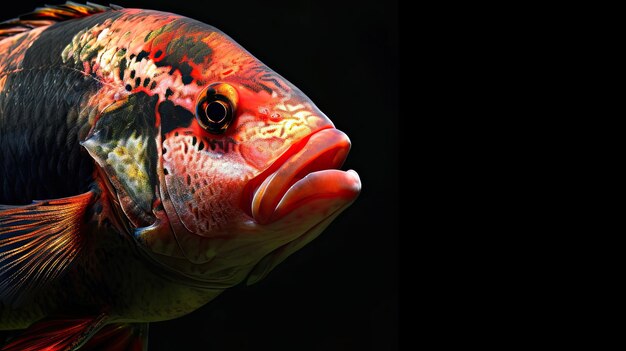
<box><xmin>246</xmin><ymin>128</ymin><xmax>361</xmax><ymax>224</ymax></box>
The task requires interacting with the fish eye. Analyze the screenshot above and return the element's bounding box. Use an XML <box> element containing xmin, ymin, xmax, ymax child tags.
<box><xmin>204</xmin><ymin>100</ymin><xmax>229</xmax><ymax>124</ymax></box>
<box><xmin>196</xmin><ymin>83</ymin><xmax>238</xmax><ymax>134</ymax></box>
<box><xmin>197</xmin><ymin>96</ymin><xmax>232</xmax><ymax>133</ymax></box>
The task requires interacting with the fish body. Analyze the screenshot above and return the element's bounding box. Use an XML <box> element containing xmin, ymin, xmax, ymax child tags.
<box><xmin>0</xmin><ymin>3</ymin><xmax>360</xmax><ymax>350</ymax></box>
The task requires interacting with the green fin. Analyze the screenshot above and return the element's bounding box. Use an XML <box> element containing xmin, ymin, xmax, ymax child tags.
<box><xmin>0</xmin><ymin>313</ymin><xmax>108</xmax><ymax>351</ymax></box>
<box><xmin>81</xmin><ymin>323</ymin><xmax>148</xmax><ymax>351</ymax></box>
<box><xmin>0</xmin><ymin>191</ymin><xmax>94</xmax><ymax>306</ymax></box>
<box><xmin>81</xmin><ymin>92</ymin><xmax>159</xmax><ymax>227</ymax></box>
<box><xmin>0</xmin><ymin>2</ymin><xmax>115</xmax><ymax>39</ymax></box>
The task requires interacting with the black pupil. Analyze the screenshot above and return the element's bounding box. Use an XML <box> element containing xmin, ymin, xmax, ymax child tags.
<box><xmin>205</xmin><ymin>100</ymin><xmax>227</xmax><ymax>123</ymax></box>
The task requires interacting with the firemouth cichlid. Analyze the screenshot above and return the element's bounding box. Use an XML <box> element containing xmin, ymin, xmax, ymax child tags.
<box><xmin>0</xmin><ymin>3</ymin><xmax>361</xmax><ymax>350</ymax></box>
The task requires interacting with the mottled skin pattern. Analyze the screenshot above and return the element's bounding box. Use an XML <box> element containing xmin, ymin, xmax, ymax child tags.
<box><xmin>0</xmin><ymin>5</ymin><xmax>360</xmax><ymax>346</ymax></box>
<box><xmin>1</xmin><ymin>11</ymin><xmax>222</xmax><ymax>329</ymax></box>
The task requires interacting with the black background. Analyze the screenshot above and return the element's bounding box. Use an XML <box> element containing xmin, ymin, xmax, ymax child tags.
<box><xmin>2</xmin><ymin>1</ymin><xmax>398</xmax><ymax>349</ymax></box>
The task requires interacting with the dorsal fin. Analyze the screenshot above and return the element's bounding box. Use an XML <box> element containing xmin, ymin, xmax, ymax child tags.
<box><xmin>0</xmin><ymin>2</ymin><xmax>121</xmax><ymax>39</ymax></box>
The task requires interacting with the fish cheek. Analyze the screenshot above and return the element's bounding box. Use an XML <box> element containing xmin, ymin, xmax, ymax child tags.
<box><xmin>81</xmin><ymin>92</ymin><xmax>159</xmax><ymax>227</ymax></box>
<box><xmin>161</xmin><ymin>133</ymin><xmax>253</xmax><ymax>239</ymax></box>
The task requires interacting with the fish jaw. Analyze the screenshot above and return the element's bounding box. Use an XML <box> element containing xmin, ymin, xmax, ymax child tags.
<box><xmin>241</xmin><ymin>128</ymin><xmax>361</xmax><ymax>284</ymax></box>
<box><xmin>247</xmin><ymin>128</ymin><xmax>361</xmax><ymax>225</ymax></box>
<box><xmin>145</xmin><ymin>128</ymin><xmax>361</xmax><ymax>288</ymax></box>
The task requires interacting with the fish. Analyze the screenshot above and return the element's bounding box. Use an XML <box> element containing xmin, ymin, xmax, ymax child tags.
<box><xmin>0</xmin><ymin>2</ymin><xmax>361</xmax><ymax>350</ymax></box>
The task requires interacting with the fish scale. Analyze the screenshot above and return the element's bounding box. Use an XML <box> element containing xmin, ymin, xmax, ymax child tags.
<box><xmin>0</xmin><ymin>3</ymin><xmax>360</xmax><ymax>350</ymax></box>
<box><xmin>0</xmin><ymin>67</ymin><xmax>96</xmax><ymax>204</ymax></box>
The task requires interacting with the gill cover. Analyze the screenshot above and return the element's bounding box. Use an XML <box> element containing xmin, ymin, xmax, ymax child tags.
<box><xmin>81</xmin><ymin>92</ymin><xmax>159</xmax><ymax>227</ymax></box>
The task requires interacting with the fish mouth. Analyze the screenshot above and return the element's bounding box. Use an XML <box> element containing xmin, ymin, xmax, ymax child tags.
<box><xmin>245</xmin><ymin>128</ymin><xmax>361</xmax><ymax>224</ymax></box>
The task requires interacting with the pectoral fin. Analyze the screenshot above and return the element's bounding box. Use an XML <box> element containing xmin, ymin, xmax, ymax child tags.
<box><xmin>81</xmin><ymin>323</ymin><xmax>148</xmax><ymax>351</ymax></box>
<box><xmin>0</xmin><ymin>313</ymin><xmax>108</xmax><ymax>351</ymax></box>
<box><xmin>0</xmin><ymin>191</ymin><xmax>94</xmax><ymax>306</ymax></box>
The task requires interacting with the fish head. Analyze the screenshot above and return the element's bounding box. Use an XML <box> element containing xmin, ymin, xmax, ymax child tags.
<box><xmin>162</xmin><ymin>81</ymin><xmax>359</xmax><ymax>233</ymax></box>
<box><xmin>80</xmin><ymin>12</ymin><xmax>361</xmax><ymax>287</ymax></box>
<box><xmin>156</xmin><ymin>27</ymin><xmax>361</xmax><ymax>285</ymax></box>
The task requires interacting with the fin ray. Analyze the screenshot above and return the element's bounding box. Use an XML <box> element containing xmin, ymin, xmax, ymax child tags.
<box><xmin>81</xmin><ymin>323</ymin><xmax>148</xmax><ymax>351</ymax></box>
<box><xmin>0</xmin><ymin>2</ymin><xmax>118</xmax><ymax>39</ymax></box>
<box><xmin>0</xmin><ymin>192</ymin><xmax>93</xmax><ymax>306</ymax></box>
<box><xmin>0</xmin><ymin>313</ymin><xmax>108</xmax><ymax>351</ymax></box>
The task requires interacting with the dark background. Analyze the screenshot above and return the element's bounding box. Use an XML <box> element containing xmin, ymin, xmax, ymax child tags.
<box><xmin>2</xmin><ymin>1</ymin><xmax>398</xmax><ymax>349</ymax></box>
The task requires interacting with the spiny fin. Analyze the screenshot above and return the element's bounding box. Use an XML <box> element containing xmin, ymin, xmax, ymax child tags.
<box><xmin>81</xmin><ymin>323</ymin><xmax>148</xmax><ymax>351</ymax></box>
<box><xmin>0</xmin><ymin>313</ymin><xmax>108</xmax><ymax>351</ymax></box>
<box><xmin>0</xmin><ymin>2</ymin><xmax>119</xmax><ymax>39</ymax></box>
<box><xmin>0</xmin><ymin>191</ymin><xmax>94</xmax><ymax>306</ymax></box>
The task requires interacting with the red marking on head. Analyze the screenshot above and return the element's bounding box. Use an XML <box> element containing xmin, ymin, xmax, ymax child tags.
<box><xmin>82</xmin><ymin>61</ymin><xmax>91</xmax><ymax>75</ymax></box>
